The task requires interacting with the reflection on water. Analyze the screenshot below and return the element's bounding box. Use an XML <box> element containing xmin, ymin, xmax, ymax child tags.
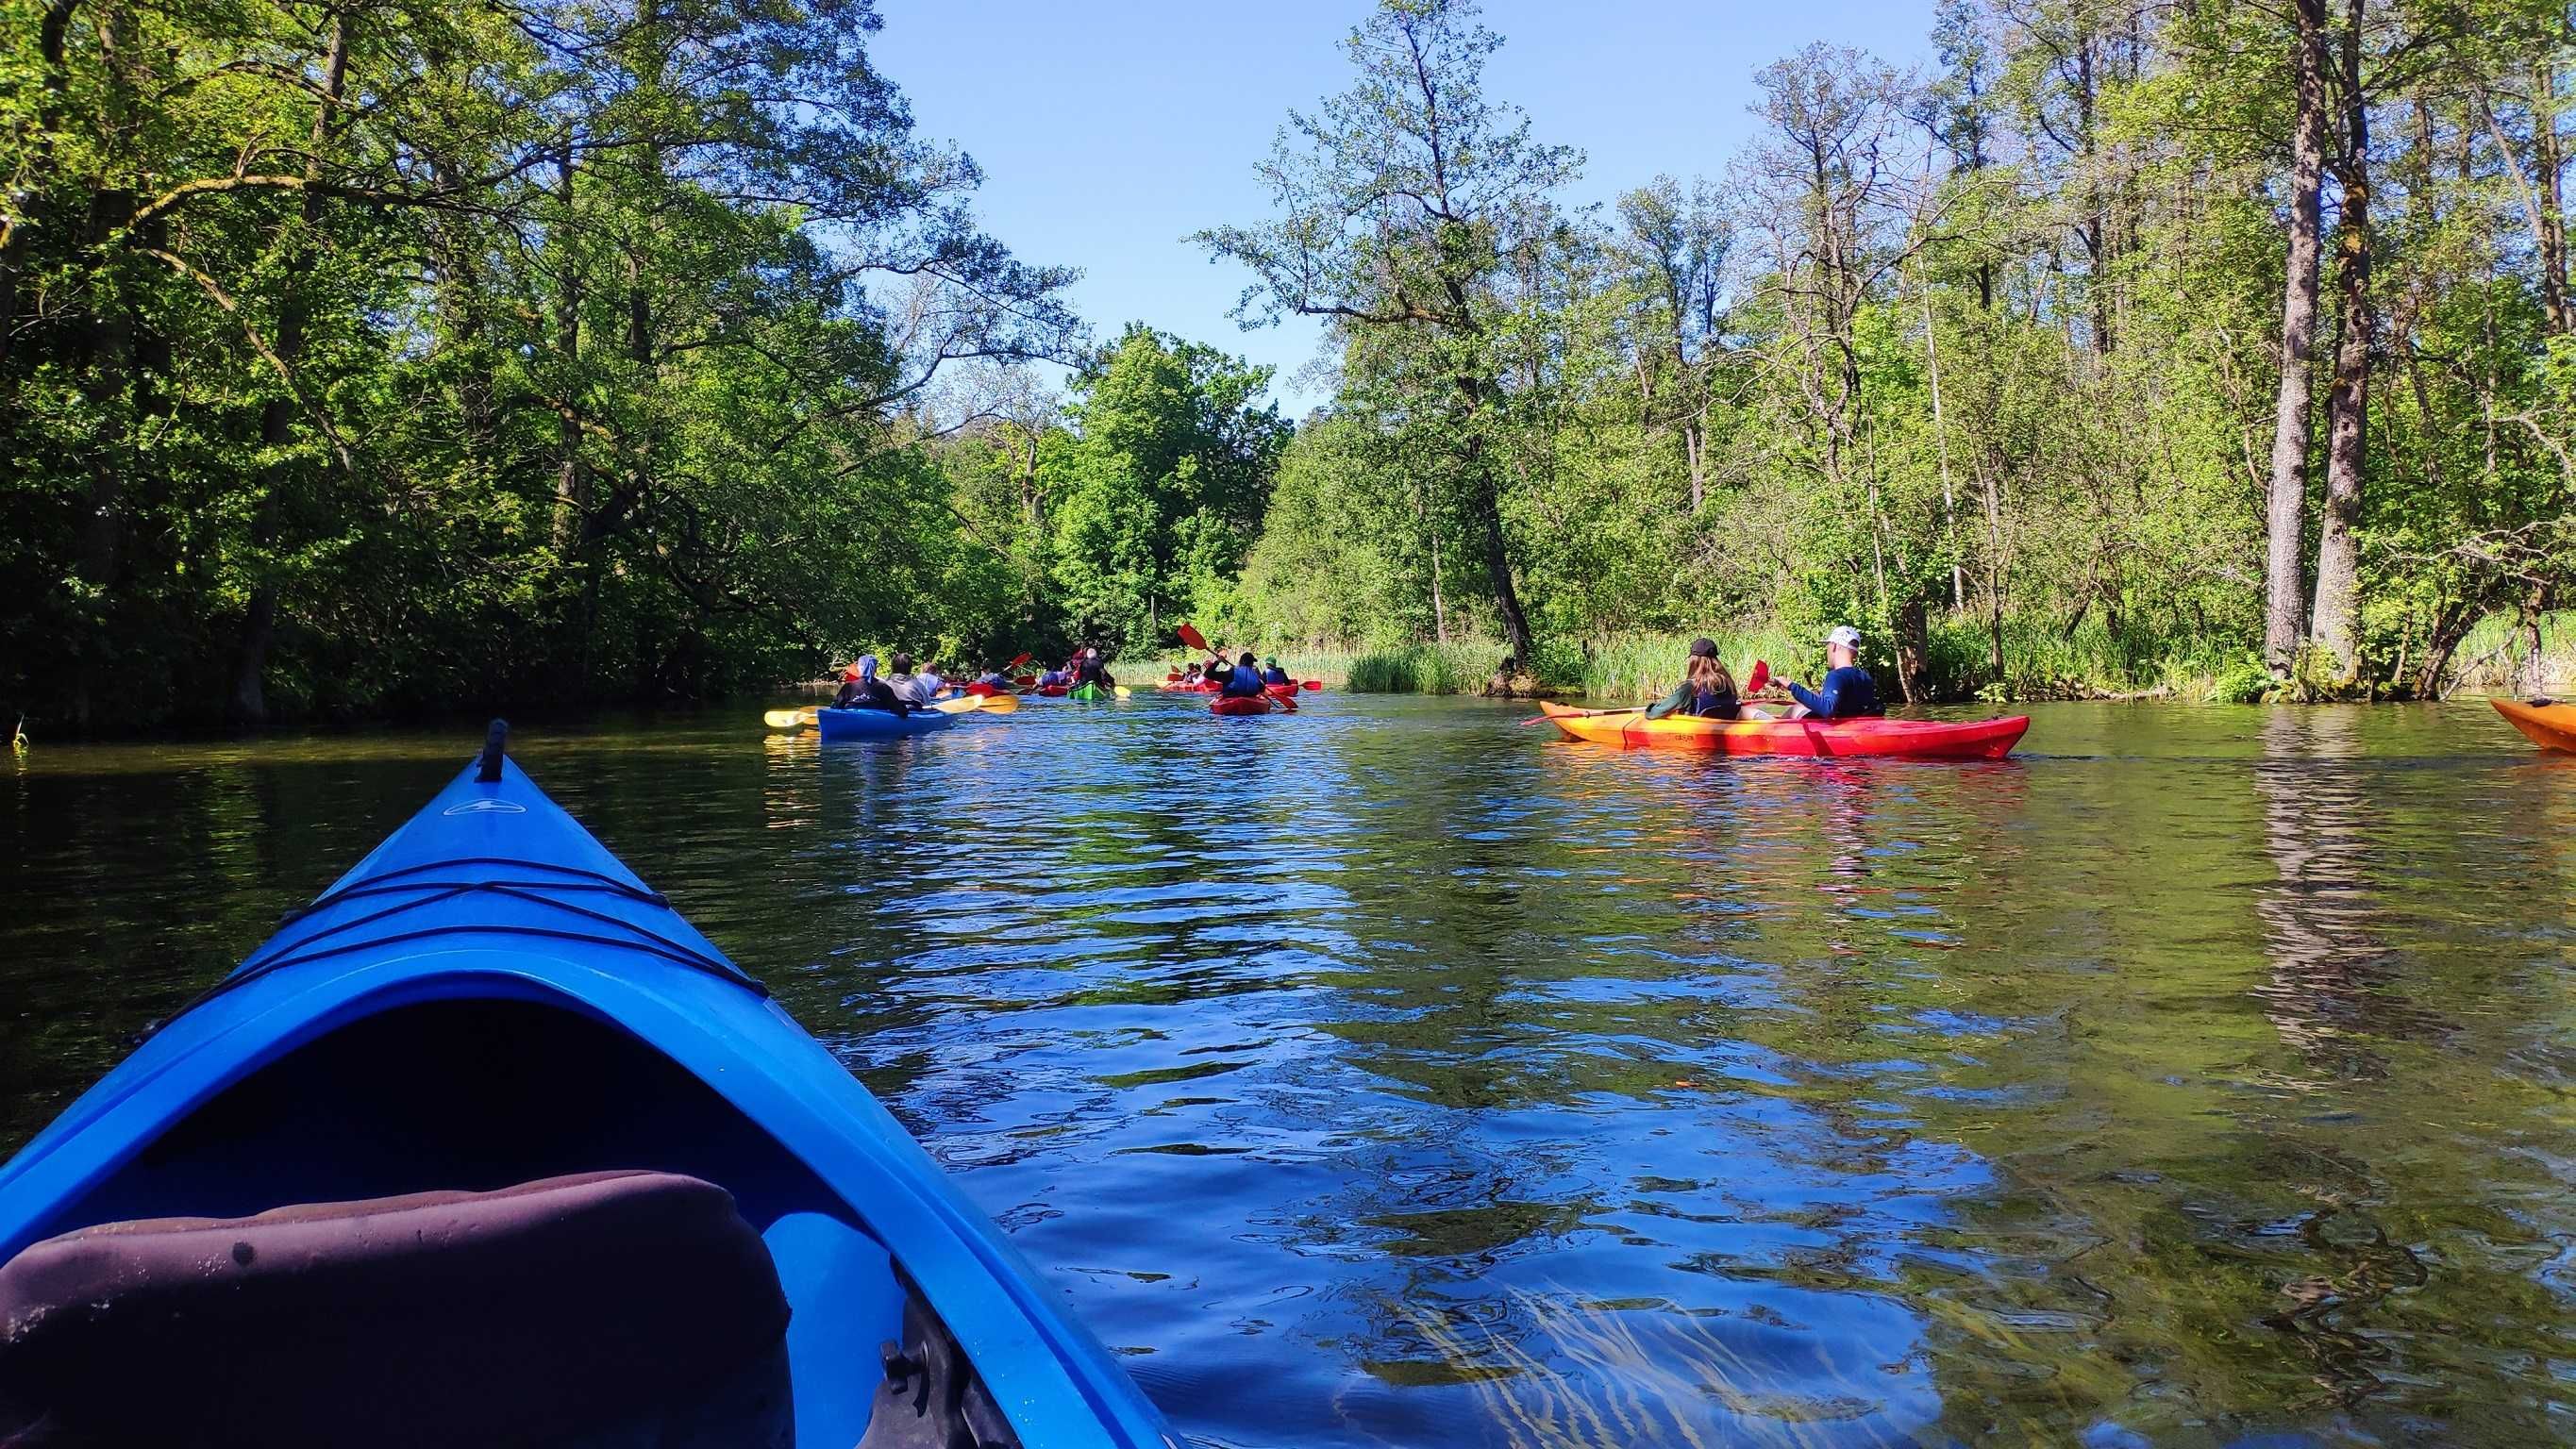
<box><xmin>5</xmin><ymin>700</ymin><xmax>2574</xmax><ymax>1446</ymax></box>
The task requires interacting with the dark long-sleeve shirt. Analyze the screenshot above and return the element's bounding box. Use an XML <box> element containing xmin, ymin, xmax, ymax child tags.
<box><xmin>1788</xmin><ymin>665</ymin><xmax>1880</xmax><ymax>719</ymax></box>
<box><xmin>833</xmin><ymin>677</ymin><xmax>908</xmax><ymax>715</ymax></box>
<box><xmin>1644</xmin><ymin>680</ymin><xmax>1740</xmax><ymax>720</ymax></box>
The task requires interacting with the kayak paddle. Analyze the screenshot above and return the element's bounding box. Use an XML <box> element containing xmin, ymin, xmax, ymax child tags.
<box><xmin>764</xmin><ymin>708</ymin><xmax>818</xmax><ymax>730</ymax></box>
<box><xmin>1301</xmin><ymin>680</ymin><xmax>1323</xmax><ymax>691</ymax></box>
<box><xmin>1521</xmin><ymin>706</ymin><xmax>1644</xmax><ymax>725</ymax></box>
<box><xmin>1177</xmin><ymin>623</ymin><xmax>1211</xmax><ymax>654</ymax></box>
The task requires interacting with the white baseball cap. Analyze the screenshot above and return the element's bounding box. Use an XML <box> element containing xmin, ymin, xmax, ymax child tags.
<box><xmin>1824</xmin><ymin>625</ymin><xmax>1862</xmax><ymax>649</ymax></box>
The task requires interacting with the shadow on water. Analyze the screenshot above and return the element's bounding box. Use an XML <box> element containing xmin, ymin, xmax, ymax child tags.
<box><xmin>5</xmin><ymin>699</ymin><xmax>2575</xmax><ymax>1446</ymax></box>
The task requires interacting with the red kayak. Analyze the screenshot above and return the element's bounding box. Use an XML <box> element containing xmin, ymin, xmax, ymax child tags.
<box><xmin>1210</xmin><ymin>694</ymin><xmax>1285</xmax><ymax>716</ymax></box>
<box><xmin>1162</xmin><ymin>679</ymin><xmax>1221</xmax><ymax>693</ymax></box>
<box><xmin>1538</xmin><ymin>701</ymin><xmax>2028</xmax><ymax>758</ymax></box>
<box><xmin>1033</xmin><ymin>684</ymin><xmax>1069</xmax><ymax>697</ymax></box>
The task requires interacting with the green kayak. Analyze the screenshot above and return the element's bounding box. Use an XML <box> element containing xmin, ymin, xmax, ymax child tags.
<box><xmin>1067</xmin><ymin>683</ymin><xmax>1112</xmax><ymax>701</ymax></box>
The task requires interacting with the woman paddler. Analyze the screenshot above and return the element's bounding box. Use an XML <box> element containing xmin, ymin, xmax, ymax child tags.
<box><xmin>1644</xmin><ymin>637</ymin><xmax>1742</xmax><ymax>720</ymax></box>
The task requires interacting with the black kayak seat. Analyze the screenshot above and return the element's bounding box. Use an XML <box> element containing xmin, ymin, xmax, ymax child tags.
<box><xmin>0</xmin><ymin>1169</ymin><xmax>794</xmax><ymax>1448</ymax></box>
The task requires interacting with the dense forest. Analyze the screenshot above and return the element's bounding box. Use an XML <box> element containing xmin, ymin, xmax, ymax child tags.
<box><xmin>1206</xmin><ymin>0</ymin><xmax>2576</xmax><ymax>703</ymax></box>
<box><xmin>4</xmin><ymin>0</ymin><xmax>2571</xmax><ymax>731</ymax></box>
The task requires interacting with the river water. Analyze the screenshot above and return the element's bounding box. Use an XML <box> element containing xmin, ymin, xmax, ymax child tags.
<box><xmin>4</xmin><ymin>697</ymin><xmax>2571</xmax><ymax>1446</ymax></box>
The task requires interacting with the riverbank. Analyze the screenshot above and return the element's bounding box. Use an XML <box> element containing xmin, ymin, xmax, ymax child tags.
<box><xmin>1124</xmin><ymin>613</ymin><xmax>2576</xmax><ymax>706</ymax></box>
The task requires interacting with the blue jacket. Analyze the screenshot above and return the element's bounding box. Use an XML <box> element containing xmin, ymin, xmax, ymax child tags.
<box><xmin>1260</xmin><ymin>667</ymin><xmax>1292</xmax><ymax>687</ymax></box>
<box><xmin>1217</xmin><ymin>666</ymin><xmax>1266</xmax><ymax>698</ymax></box>
<box><xmin>1789</xmin><ymin>665</ymin><xmax>1881</xmax><ymax>719</ymax></box>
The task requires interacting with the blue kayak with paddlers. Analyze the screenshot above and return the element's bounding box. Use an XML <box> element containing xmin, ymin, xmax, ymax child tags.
<box><xmin>817</xmin><ymin>703</ymin><xmax>955</xmax><ymax>740</ymax></box>
<box><xmin>0</xmin><ymin>723</ymin><xmax>1178</xmax><ymax>1449</ymax></box>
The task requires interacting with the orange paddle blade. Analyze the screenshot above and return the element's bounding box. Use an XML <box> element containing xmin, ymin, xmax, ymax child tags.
<box><xmin>1177</xmin><ymin>623</ymin><xmax>1210</xmax><ymax>653</ymax></box>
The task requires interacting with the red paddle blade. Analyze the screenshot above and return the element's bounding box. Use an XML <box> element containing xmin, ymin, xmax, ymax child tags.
<box><xmin>1177</xmin><ymin>623</ymin><xmax>1209</xmax><ymax>653</ymax></box>
<box><xmin>1747</xmin><ymin>659</ymin><xmax>1770</xmax><ymax>695</ymax></box>
<box><xmin>1007</xmin><ymin>651</ymin><xmax>1032</xmax><ymax>669</ymax></box>
<box><xmin>1301</xmin><ymin>680</ymin><xmax>1322</xmax><ymax>691</ymax></box>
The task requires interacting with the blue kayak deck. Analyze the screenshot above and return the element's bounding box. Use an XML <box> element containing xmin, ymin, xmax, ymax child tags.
<box><xmin>0</xmin><ymin>757</ymin><xmax>1172</xmax><ymax>1449</ymax></box>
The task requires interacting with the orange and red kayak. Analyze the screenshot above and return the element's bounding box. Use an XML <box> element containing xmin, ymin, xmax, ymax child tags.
<box><xmin>1211</xmin><ymin>693</ymin><xmax>1294</xmax><ymax>716</ymax></box>
<box><xmin>1537</xmin><ymin>701</ymin><xmax>2028</xmax><ymax>758</ymax></box>
<box><xmin>2493</xmin><ymin>697</ymin><xmax>2576</xmax><ymax>751</ymax></box>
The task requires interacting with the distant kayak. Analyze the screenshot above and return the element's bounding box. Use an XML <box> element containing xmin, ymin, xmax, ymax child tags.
<box><xmin>0</xmin><ymin>731</ymin><xmax>1178</xmax><ymax>1449</ymax></box>
<box><xmin>1209</xmin><ymin>695</ymin><xmax>1273</xmax><ymax>716</ymax></box>
<box><xmin>816</xmin><ymin>706</ymin><xmax>954</xmax><ymax>741</ymax></box>
<box><xmin>2493</xmin><ymin>697</ymin><xmax>2576</xmax><ymax>751</ymax></box>
<box><xmin>1538</xmin><ymin>701</ymin><xmax>2028</xmax><ymax>758</ymax></box>
<box><xmin>1033</xmin><ymin>684</ymin><xmax>1070</xmax><ymax>697</ymax></box>
<box><xmin>1068</xmin><ymin>683</ymin><xmax>1112</xmax><ymax>702</ymax></box>
<box><xmin>1161</xmin><ymin>679</ymin><xmax>1220</xmax><ymax>693</ymax></box>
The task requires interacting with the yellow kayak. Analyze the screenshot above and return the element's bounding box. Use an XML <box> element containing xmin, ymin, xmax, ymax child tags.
<box><xmin>2493</xmin><ymin>697</ymin><xmax>2576</xmax><ymax>751</ymax></box>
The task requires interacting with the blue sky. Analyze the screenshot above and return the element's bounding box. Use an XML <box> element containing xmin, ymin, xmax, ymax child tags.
<box><xmin>871</xmin><ymin>1</ymin><xmax>1938</xmax><ymax>414</ymax></box>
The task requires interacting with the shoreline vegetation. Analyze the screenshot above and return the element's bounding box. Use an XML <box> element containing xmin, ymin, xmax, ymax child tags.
<box><xmin>4</xmin><ymin>0</ymin><xmax>2570</xmax><ymax>738</ymax></box>
<box><xmin>1125</xmin><ymin>611</ymin><xmax>2576</xmax><ymax>707</ymax></box>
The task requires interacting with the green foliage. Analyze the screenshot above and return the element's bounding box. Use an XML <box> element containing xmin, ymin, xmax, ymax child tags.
<box><xmin>1040</xmin><ymin>326</ymin><xmax>1289</xmax><ymax>654</ymax></box>
<box><xmin>1203</xmin><ymin>0</ymin><xmax>2575</xmax><ymax>706</ymax></box>
<box><xmin>0</xmin><ymin>0</ymin><xmax>1077</xmax><ymax>730</ymax></box>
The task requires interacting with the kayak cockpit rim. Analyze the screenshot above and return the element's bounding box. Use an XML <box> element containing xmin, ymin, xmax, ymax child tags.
<box><xmin>0</xmin><ymin>965</ymin><xmax>1165</xmax><ymax>1447</ymax></box>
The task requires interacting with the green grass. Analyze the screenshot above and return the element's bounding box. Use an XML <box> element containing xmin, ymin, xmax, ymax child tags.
<box><xmin>1344</xmin><ymin>641</ymin><xmax>1506</xmax><ymax>694</ymax></box>
<box><xmin>2446</xmin><ymin>610</ymin><xmax>2576</xmax><ymax>694</ymax></box>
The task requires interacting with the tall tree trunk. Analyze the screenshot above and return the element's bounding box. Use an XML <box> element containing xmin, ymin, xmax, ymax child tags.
<box><xmin>1466</xmin><ymin>443</ymin><xmax>1531</xmax><ymax>662</ymax></box>
<box><xmin>1894</xmin><ymin>594</ymin><xmax>1932</xmax><ymax>705</ymax></box>
<box><xmin>430</xmin><ymin>158</ymin><xmax>497</xmax><ymax>463</ymax></box>
<box><xmin>229</xmin><ymin>12</ymin><xmax>346</xmax><ymax>727</ymax></box>
<box><xmin>2265</xmin><ymin>0</ymin><xmax>2330</xmax><ymax>671</ymax></box>
<box><xmin>1452</xmin><ymin>375</ymin><xmax>1533</xmax><ymax>661</ymax></box>
<box><xmin>1921</xmin><ymin>276</ymin><xmax>1963</xmax><ymax>611</ymax></box>
<box><xmin>1429</xmin><ymin>525</ymin><xmax>1447</xmax><ymax>645</ymax></box>
<box><xmin>551</xmin><ymin>137</ymin><xmax>586</xmax><ymax>555</ymax></box>
<box><xmin>2308</xmin><ymin>0</ymin><xmax>2371</xmax><ymax>681</ymax></box>
<box><xmin>1684</xmin><ymin>410</ymin><xmax>1706</xmax><ymax>514</ymax></box>
<box><xmin>2537</xmin><ymin>61</ymin><xmax>2569</xmax><ymax>336</ymax></box>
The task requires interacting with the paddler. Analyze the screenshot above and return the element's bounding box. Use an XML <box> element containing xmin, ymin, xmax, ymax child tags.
<box><xmin>1644</xmin><ymin>637</ymin><xmax>1742</xmax><ymax>720</ymax></box>
<box><xmin>1216</xmin><ymin>651</ymin><xmax>1267</xmax><ymax>699</ymax></box>
<box><xmin>832</xmin><ymin>656</ymin><xmax>909</xmax><ymax>715</ymax></box>
<box><xmin>1178</xmin><ymin>661</ymin><xmax>1205</xmax><ymax>687</ymax></box>
<box><xmin>1072</xmin><ymin>646</ymin><xmax>1116</xmax><ymax>691</ymax></box>
<box><xmin>885</xmin><ymin>652</ymin><xmax>933</xmax><ymax>708</ymax></box>
<box><xmin>1259</xmin><ymin>657</ymin><xmax>1293</xmax><ymax>688</ymax></box>
<box><xmin>1785</xmin><ymin>626</ymin><xmax>1882</xmax><ymax>719</ymax></box>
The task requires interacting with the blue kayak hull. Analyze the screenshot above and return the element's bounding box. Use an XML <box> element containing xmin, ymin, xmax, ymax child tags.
<box><xmin>817</xmin><ymin>705</ymin><xmax>954</xmax><ymax>740</ymax></box>
<box><xmin>0</xmin><ymin>751</ymin><xmax>1174</xmax><ymax>1449</ymax></box>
